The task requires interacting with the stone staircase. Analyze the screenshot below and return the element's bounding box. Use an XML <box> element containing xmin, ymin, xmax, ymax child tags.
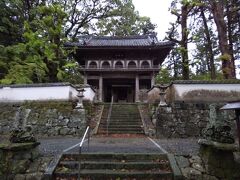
<box><xmin>98</xmin><ymin>103</ymin><xmax>144</xmax><ymax>134</ymax></box>
<box><xmin>53</xmin><ymin>153</ymin><xmax>174</xmax><ymax>180</ymax></box>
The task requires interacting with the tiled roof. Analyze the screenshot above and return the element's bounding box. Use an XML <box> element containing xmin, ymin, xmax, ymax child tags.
<box><xmin>172</xmin><ymin>80</ymin><xmax>240</xmax><ymax>84</ymax></box>
<box><xmin>65</xmin><ymin>35</ymin><xmax>174</xmax><ymax>47</ymax></box>
<box><xmin>0</xmin><ymin>82</ymin><xmax>75</xmax><ymax>88</ymax></box>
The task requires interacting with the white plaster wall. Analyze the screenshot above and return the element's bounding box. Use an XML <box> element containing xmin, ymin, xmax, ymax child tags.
<box><xmin>0</xmin><ymin>86</ymin><xmax>72</xmax><ymax>102</ymax></box>
<box><xmin>140</xmin><ymin>60</ymin><xmax>151</xmax><ymax>68</ymax></box>
<box><xmin>174</xmin><ymin>84</ymin><xmax>240</xmax><ymax>98</ymax></box>
<box><xmin>113</xmin><ymin>60</ymin><xmax>125</xmax><ymax>68</ymax></box>
<box><xmin>0</xmin><ymin>85</ymin><xmax>96</xmax><ymax>102</ymax></box>
<box><xmin>83</xmin><ymin>87</ymin><xmax>95</xmax><ymax>101</ymax></box>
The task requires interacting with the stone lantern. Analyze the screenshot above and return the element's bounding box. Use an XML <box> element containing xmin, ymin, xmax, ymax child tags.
<box><xmin>198</xmin><ymin>104</ymin><xmax>240</xmax><ymax>179</ymax></box>
<box><xmin>75</xmin><ymin>88</ymin><xmax>85</xmax><ymax>109</ymax></box>
<box><xmin>157</xmin><ymin>84</ymin><xmax>170</xmax><ymax>107</ymax></box>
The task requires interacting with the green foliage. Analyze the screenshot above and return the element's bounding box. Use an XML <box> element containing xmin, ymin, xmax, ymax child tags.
<box><xmin>0</xmin><ymin>0</ymin><xmax>155</xmax><ymax>85</ymax></box>
<box><xmin>155</xmin><ymin>68</ymin><xmax>173</xmax><ymax>84</ymax></box>
<box><xmin>191</xmin><ymin>72</ymin><xmax>224</xmax><ymax>80</ymax></box>
<box><xmin>219</xmin><ymin>54</ymin><xmax>231</xmax><ymax>61</ymax></box>
<box><xmin>95</xmin><ymin>0</ymin><xmax>156</xmax><ymax>36</ymax></box>
<box><xmin>0</xmin><ymin>3</ymin><xmax>82</xmax><ymax>84</ymax></box>
<box><xmin>0</xmin><ymin>0</ymin><xmax>23</xmax><ymax>45</ymax></box>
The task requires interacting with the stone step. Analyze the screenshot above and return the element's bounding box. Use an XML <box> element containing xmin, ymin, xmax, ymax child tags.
<box><xmin>100</xmin><ymin>120</ymin><xmax>142</xmax><ymax>124</ymax></box>
<box><xmin>110</xmin><ymin>114</ymin><xmax>141</xmax><ymax>117</ymax></box>
<box><xmin>107</xmin><ymin>131</ymin><xmax>144</xmax><ymax>134</ymax></box>
<box><xmin>111</xmin><ymin>109</ymin><xmax>139</xmax><ymax>111</ymax></box>
<box><xmin>99</xmin><ymin>127</ymin><xmax>143</xmax><ymax>130</ymax></box>
<box><xmin>53</xmin><ymin>153</ymin><xmax>176</xmax><ymax>180</ymax></box>
<box><xmin>54</xmin><ymin>169</ymin><xmax>173</xmax><ymax>180</ymax></box>
<box><xmin>58</xmin><ymin>161</ymin><xmax>170</xmax><ymax>170</ymax></box>
<box><xmin>97</xmin><ymin>129</ymin><xmax>144</xmax><ymax>134</ymax></box>
<box><xmin>100</xmin><ymin>121</ymin><xmax>142</xmax><ymax>125</ymax></box>
<box><xmin>102</xmin><ymin>127</ymin><xmax>143</xmax><ymax>130</ymax></box>
<box><xmin>101</xmin><ymin>130</ymin><xmax>144</xmax><ymax>134</ymax></box>
<box><xmin>100</xmin><ymin>125</ymin><xmax>143</xmax><ymax>128</ymax></box>
<box><xmin>62</xmin><ymin>153</ymin><xmax>169</xmax><ymax>163</ymax></box>
<box><xmin>101</xmin><ymin>119</ymin><xmax>142</xmax><ymax>122</ymax></box>
<box><xmin>101</xmin><ymin>116</ymin><xmax>141</xmax><ymax>119</ymax></box>
<box><xmin>98</xmin><ymin>103</ymin><xmax>143</xmax><ymax>135</ymax></box>
<box><xmin>109</xmin><ymin>119</ymin><xmax>141</xmax><ymax>123</ymax></box>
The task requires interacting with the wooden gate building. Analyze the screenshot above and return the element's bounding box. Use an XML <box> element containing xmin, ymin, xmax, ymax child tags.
<box><xmin>66</xmin><ymin>35</ymin><xmax>174</xmax><ymax>102</ymax></box>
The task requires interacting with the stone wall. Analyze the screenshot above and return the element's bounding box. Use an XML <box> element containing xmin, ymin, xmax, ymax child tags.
<box><xmin>0</xmin><ymin>101</ymin><xmax>86</xmax><ymax>137</ymax></box>
<box><xmin>156</xmin><ymin>102</ymin><xmax>236</xmax><ymax>138</ymax></box>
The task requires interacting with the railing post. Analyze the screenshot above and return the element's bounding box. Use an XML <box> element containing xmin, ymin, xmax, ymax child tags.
<box><xmin>107</xmin><ymin>96</ymin><xmax>114</xmax><ymax>136</ymax></box>
<box><xmin>78</xmin><ymin>146</ymin><xmax>81</xmax><ymax>180</ymax></box>
<box><xmin>78</xmin><ymin>126</ymin><xmax>90</xmax><ymax>180</ymax></box>
<box><xmin>88</xmin><ymin>128</ymin><xmax>90</xmax><ymax>151</ymax></box>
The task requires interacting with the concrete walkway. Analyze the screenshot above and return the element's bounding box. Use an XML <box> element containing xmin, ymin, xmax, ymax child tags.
<box><xmin>38</xmin><ymin>136</ymin><xmax>199</xmax><ymax>156</ymax></box>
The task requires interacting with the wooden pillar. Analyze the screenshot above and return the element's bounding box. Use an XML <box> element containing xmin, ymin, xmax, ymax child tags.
<box><xmin>151</xmin><ymin>73</ymin><xmax>155</xmax><ymax>87</ymax></box>
<box><xmin>99</xmin><ymin>75</ymin><xmax>103</xmax><ymax>102</ymax></box>
<box><xmin>135</xmin><ymin>74</ymin><xmax>139</xmax><ymax>102</ymax></box>
<box><xmin>84</xmin><ymin>75</ymin><xmax>88</xmax><ymax>85</ymax></box>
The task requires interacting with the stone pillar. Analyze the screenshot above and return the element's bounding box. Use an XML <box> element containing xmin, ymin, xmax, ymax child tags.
<box><xmin>135</xmin><ymin>74</ymin><xmax>139</xmax><ymax>102</ymax></box>
<box><xmin>151</xmin><ymin>73</ymin><xmax>155</xmax><ymax>87</ymax></box>
<box><xmin>99</xmin><ymin>75</ymin><xmax>103</xmax><ymax>102</ymax></box>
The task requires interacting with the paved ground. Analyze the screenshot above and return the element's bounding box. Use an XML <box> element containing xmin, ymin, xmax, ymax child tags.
<box><xmin>155</xmin><ymin>138</ymin><xmax>200</xmax><ymax>155</ymax></box>
<box><xmin>1</xmin><ymin>134</ymin><xmax>200</xmax><ymax>156</ymax></box>
<box><xmin>38</xmin><ymin>135</ymin><xmax>200</xmax><ymax>156</ymax></box>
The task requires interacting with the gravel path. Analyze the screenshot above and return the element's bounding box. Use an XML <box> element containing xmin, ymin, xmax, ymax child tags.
<box><xmin>38</xmin><ymin>137</ymin><xmax>82</xmax><ymax>156</ymax></box>
<box><xmin>38</xmin><ymin>136</ymin><xmax>200</xmax><ymax>156</ymax></box>
<box><xmin>154</xmin><ymin>138</ymin><xmax>200</xmax><ymax>155</ymax></box>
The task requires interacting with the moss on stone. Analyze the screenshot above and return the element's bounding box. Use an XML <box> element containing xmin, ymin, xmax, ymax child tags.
<box><xmin>22</xmin><ymin>101</ymin><xmax>74</xmax><ymax>112</ymax></box>
<box><xmin>0</xmin><ymin>142</ymin><xmax>40</xmax><ymax>151</ymax></box>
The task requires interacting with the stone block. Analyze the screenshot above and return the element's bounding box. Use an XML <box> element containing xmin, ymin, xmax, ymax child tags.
<box><xmin>30</xmin><ymin>149</ymin><xmax>40</xmax><ymax>161</ymax></box>
<box><xmin>199</xmin><ymin>144</ymin><xmax>240</xmax><ymax>179</ymax></box>
<box><xmin>13</xmin><ymin>151</ymin><xmax>31</xmax><ymax>160</ymax></box>
<box><xmin>58</xmin><ymin>118</ymin><xmax>69</xmax><ymax>126</ymax></box>
<box><xmin>186</xmin><ymin>123</ymin><xmax>200</xmax><ymax>136</ymax></box>
<box><xmin>26</xmin><ymin>159</ymin><xmax>41</xmax><ymax>173</ymax></box>
<box><xmin>58</xmin><ymin>115</ymin><xmax>64</xmax><ymax>120</ymax></box>
<box><xmin>59</xmin><ymin>127</ymin><xmax>70</xmax><ymax>135</ymax></box>
<box><xmin>181</xmin><ymin>167</ymin><xmax>202</xmax><ymax>180</ymax></box>
<box><xmin>68</xmin><ymin>121</ymin><xmax>80</xmax><ymax>128</ymax></box>
<box><xmin>189</xmin><ymin>155</ymin><xmax>202</xmax><ymax>164</ymax></box>
<box><xmin>14</xmin><ymin>174</ymin><xmax>26</xmax><ymax>180</ymax></box>
<box><xmin>12</xmin><ymin>159</ymin><xmax>31</xmax><ymax>174</ymax></box>
<box><xmin>192</xmin><ymin>163</ymin><xmax>204</xmax><ymax>172</ymax></box>
<box><xmin>25</xmin><ymin>173</ymin><xmax>43</xmax><ymax>180</ymax></box>
<box><xmin>175</xmin><ymin>156</ymin><xmax>190</xmax><ymax>168</ymax></box>
<box><xmin>202</xmin><ymin>174</ymin><xmax>218</xmax><ymax>180</ymax></box>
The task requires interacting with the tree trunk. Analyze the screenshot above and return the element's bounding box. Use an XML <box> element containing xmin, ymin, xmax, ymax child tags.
<box><xmin>210</xmin><ymin>0</ymin><xmax>235</xmax><ymax>79</ymax></box>
<box><xmin>200</xmin><ymin>8</ymin><xmax>216</xmax><ymax>79</ymax></box>
<box><xmin>226</xmin><ymin>1</ymin><xmax>236</xmax><ymax>78</ymax></box>
<box><xmin>181</xmin><ymin>4</ymin><xmax>190</xmax><ymax>80</ymax></box>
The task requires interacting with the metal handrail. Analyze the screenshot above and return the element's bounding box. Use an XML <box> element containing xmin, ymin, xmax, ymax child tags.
<box><xmin>78</xmin><ymin>126</ymin><xmax>90</xmax><ymax>180</ymax></box>
<box><xmin>107</xmin><ymin>96</ymin><xmax>114</xmax><ymax>135</ymax></box>
<box><xmin>79</xmin><ymin>126</ymin><xmax>90</xmax><ymax>153</ymax></box>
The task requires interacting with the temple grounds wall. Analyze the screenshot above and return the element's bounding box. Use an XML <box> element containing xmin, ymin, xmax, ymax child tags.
<box><xmin>148</xmin><ymin>81</ymin><xmax>240</xmax><ymax>103</ymax></box>
<box><xmin>0</xmin><ymin>83</ymin><xmax>96</xmax><ymax>102</ymax></box>
<box><xmin>155</xmin><ymin>102</ymin><xmax>236</xmax><ymax>138</ymax></box>
<box><xmin>0</xmin><ymin>101</ymin><xmax>86</xmax><ymax>137</ymax></box>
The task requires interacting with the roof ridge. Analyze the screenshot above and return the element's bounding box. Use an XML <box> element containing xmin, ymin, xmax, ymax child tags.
<box><xmin>173</xmin><ymin>80</ymin><xmax>240</xmax><ymax>84</ymax></box>
<box><xmin>90</xmin><ymin>35</ymin><xmax>151</xmax><ymax>40</ymax></box>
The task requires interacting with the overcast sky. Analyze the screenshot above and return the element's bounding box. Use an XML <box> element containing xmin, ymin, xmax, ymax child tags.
<box><xmin>132</xmin><ymin>0</ymin><xmax>175</xmax><ymax>40</ymax></box>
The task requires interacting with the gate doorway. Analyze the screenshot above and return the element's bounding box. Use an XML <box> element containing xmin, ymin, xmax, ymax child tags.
<box><xmin>103</xmin><ymin>79</ymin><xmax>135</xmax><ymax>102</ymax></box>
